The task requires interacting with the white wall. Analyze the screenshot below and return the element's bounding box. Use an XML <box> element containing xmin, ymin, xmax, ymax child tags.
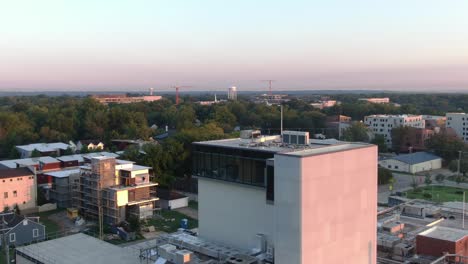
<box><xmin>274</xmin><ymin>155</ymin><xmax>302</xmax><ymax>264</ymax></box>
<box><xmin>410</xmin><ymin>159</ymin><xmax>442</xmax><ymax>174</ymax></box>
<box><xmin>379</xmin><ymin>159</ymin><xmax>410</xmax><ymax>172</ymax></box>
<box><xmin>198</xmin><ymin>178</ymin><xmax>274</xmax><ymax>250</ymax></box>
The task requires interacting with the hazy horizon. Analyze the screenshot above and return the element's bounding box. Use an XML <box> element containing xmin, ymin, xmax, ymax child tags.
<box><xmin>2</xmin><ymin>1</ymin><xmax>468</xmax><ymax>91</ymax></box>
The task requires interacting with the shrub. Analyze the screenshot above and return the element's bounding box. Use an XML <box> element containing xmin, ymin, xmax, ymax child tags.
<box><xmin>423</xmin><ymin>193</ymin><xmax>432</xmax><ymax>199</ymax></box>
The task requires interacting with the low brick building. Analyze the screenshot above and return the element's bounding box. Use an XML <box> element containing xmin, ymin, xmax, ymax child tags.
<box><xmin>416</xmin><ymin>226</ymin><xmax>468</xmax><ymax>257</ymax></box>
<box><xmin>0</xmin><ymin>168</ymin><xmax>36</xmax><ymax>211</ymax></box>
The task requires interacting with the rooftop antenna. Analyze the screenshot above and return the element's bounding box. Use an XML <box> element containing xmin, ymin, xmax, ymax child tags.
<box><xmin>171</xmin><ymin>85</ymin><xmax>192</xmax><ymax>105</ymax></box>
<box><xmin>261</xmin><ymin>80</ymin><xmax>275</xmax><ymax>95</ymax></box>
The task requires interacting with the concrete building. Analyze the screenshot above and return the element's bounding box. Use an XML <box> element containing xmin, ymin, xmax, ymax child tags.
<box><xmin>45</xmin><ymin>168</ymin><xmax>81</xmax><ymax>208</ymax></box>
<box><xmin>15</xmin><ymin>142</ymin><xmax>70</xmax><ymax>158</ymax></box>
<box><xmin>228</xmin><ymin>86</ymin><xmax>237</xmax><ymax>100</ymax></box>
<box><xmin>416</xmin><ymin>226</ymin><xmax>468</xmax><ymax>258</ymax></box>
<box><xmin>364</xmin><ymin>114</ymin><xmax>425</xmax><ymax>146</ymax></box>
<box><xmin>310</xmin><ymin>100</ymin><xmax>338</xmax><ymax>109</ymax></box>
<box><xmin>0</xmin><ymin>212</ymin><xmax>45</xmax><ymax>247</ymax></box>
<box><xmin>91</xmin><ymin>94</ymin><xmax>162</xmax><ymax>104</ymax></box>
<box><xmin>74</xmin><ymin>157</ymin><xmax>159</xmax><ymax>225</ymax></box>
<box><xmin>15</xmin><ymin>233</ymin><xmax>138</xmax><ymax>264</ymax></box>
<box><xmin>379</xmin><ymin>152</ymin><xmax>442</xmax><ymax>173</ymax></box>
<box><xmin>0</xmin><ymin>168</ymin><xmax>36</xmax><ymax>212</ymax></box>
<box><xmin>193</xmin><ymin>130</ymin><xmax>377</xmax><ymax>264</ymax></box>
<box><xmin>446</xmin><ymin>112</ymin><xmax>468</xmax><ymax>142</ymax></box>
<box><xmin>359</xmin><ymin>97</ymin><xmax>390</xmax><ymax>104</ymax></box>
<box><xmin>422</xmin><ymin>115</ymin><xmax>445</xmax><ymax>131</ymax></box>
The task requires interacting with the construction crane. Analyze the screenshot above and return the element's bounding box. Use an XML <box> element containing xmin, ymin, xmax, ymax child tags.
<box><xmin>171</xmin><ymin>85</ymin><xmax>191</xmax><ymax>105</ymax></box>
<box><xmin>261</xmin><ymin>80</ymin><xmax>275</xmax><ymax>95</ymax></box>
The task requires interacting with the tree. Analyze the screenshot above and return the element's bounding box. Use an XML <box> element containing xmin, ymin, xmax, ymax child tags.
<box><xmin>449</xmin><ymin>159</ymin><xmax>468</xmax><ymax>177</ymax></box>
<box><xmin>426</xmin><ymin>132</ymin><xmax>466</xmax><ymax>162</ymax></box>
<box><xmin>378</xmin><ymin>167</ymin><xmax>393</xmax><ymax>185</ymax></box>
<box><xmin>391</xmin><ymin>126</ymin><xmax>418</xmax><ymax>153</ymax></box>
<box><xmin>371</xmin><ymin>135</ymin><xmax>388</xmax><ymax>153</ymax></box>
<box><xmin>30</xmin><ymin>149</ymin><xmax>42</xmax><ymax>158</ymax></box>
<box><xmin>341</xmin><ymin>122</ymin><xmax>369</xmax><ymax>142</ymax></box>
<box><xmin>435</xmin><ymin>174</ymin><xmax>445</xmax><ymax>183</ymax></box>
<box><xmin>424</xmin><ymin>173</ymin><xmax>432</xmax><ymax>186</ymax></box>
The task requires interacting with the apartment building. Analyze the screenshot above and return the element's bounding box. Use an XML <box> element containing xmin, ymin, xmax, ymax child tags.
<box><xmin>364</xmin><ymin>115</ymin><xmax>425</xmax><ymax>146</ymax></box>
<box><xmin>0</xmin><ymin>168</ymin><xmax>36</xmax><ymax>211</ymax></box>
<box><xmin>446</xmin><ymin>113</ymin><xmax>468</xmax><ymax>142</ymax></box>
<box><xmin>192</xmin><ymin>131</ymin><xmax>377</xmax><ymax>264</ymax></box>
<box><xmin>91</xmin><ymin>94</ymin><xmax>162</xmax><ymax>105</ymax></box>
<box><xmin>74</xmin><ymin>157</ymin><xmax>159</xmax><ymax>225</ymax></box>
<box><xmin>359</xmin><ymin>97</ymin><xmax>390</xmax><ymax>104</ymax></box>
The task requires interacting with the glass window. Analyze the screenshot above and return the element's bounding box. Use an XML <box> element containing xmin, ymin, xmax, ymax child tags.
<box><xmin>9</xmin><ymin>233</ymin><xmax>15</xmax><ymax>242</ymax></box>
<box><xmin>33</xmin><ymin>229</ymin><xmax>39</xmax><ymax>238</ymax></box>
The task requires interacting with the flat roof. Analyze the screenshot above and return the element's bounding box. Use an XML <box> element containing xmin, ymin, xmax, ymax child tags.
<box><xmin>120</xmin><ymin>164</ymin><xmax>151</xmax><ymax>171</ymax></box>
<box><xmin>418</xmin><ymin>226</ymin><xmax>468</xmax><ymax>242</ymax></box>
<box><xmin>0</xmin><ymin>168</ymin><xmax>33</xmax><ymax>179</ymax></box>
<box><xmin>16</xmin><ymin>142</ymin><xmax>69</xmax><ymax>152</ymax></box>
<box><xmin>16</xmin><ymin>233</ymin><xmax>138</xmax><ymax>264</ymax></box>
<box><xmin>0</xmin><ymin>157</ymin><xmax>60</xmax><ymax>168</ymax></box>
<box><xmin>43</xmin><ymin>168</ymin><xmax>80</xmax><ymax>178</ymax></box>
<box><xmin>383</xmin><ymin>152</ymin><xmax>441</xmax><ymax>165</ymax></box>
<box><xmin>56</xmin><ymin>155</ymin><xmax>85</xmax><ymax>162</ymax></box>
<box><xmin>194</xmin><ymin>136</ymin><xmax>371</xmax><ymax>157</ymax></box>
<box><xmin>116</xmin><ymin>159</ymin><xmax>135</xmax><ymax>165</ymax></box>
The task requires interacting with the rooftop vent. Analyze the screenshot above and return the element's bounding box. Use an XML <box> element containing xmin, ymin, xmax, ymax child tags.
<box><xmin>282</xmin><ymin>131</ymin><xmax>309</xmax><ymax>145</ymax></box>
<box><xmin>240</xmin><ymin>130</ymin><xmax>261</xmax><ymax>140</ymax></box>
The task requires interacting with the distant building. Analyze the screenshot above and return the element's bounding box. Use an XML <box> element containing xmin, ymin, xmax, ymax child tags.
<box><xmin>91</xmin><ymin>94</ymin><xmax>162</xmax><ymax>105</ymax></box>
<box><xmin>110</xmin><ymin>139</ymin><xmax>156</xmax><ymax>151</ymax></box>
<box><xmin>0</xmin><ymin>168</ymin><xmax>36</xmax><ymax>212</ymax></box>
<box><xmin>359</xmin><ymin>97</ymin><xmax>390</xmax><ymax>104</ymax></box>
<box><xmin>74</xmin><ymin>157</ymin><xmax>159</xmax><ymax>224</ymax></box>
<box><xmin>15</xmin><ymin>142</ymin><xmax>70</xmax><ymax>158</ymax></box>
<box><xmin>417</xmin><ymin>226</ymin><xmax>468</xmax><ymax>258</ymax></box>
<box><xmin>254</xmin><ymin>94</ymin><xmax>289</xmax><ymax>105</ymax></box>
<box><xmin>0</xmin><ymin>212</ymin><xmax>46</xmax><ymax>247</ymax></box>
<box><xmin>446</xmin><ymin>113</ymin><xmax>468</xmax><ymax>142</ymax></box>
<box><xmin>310</xmin><ymin>100</ymin><xmax>339</xmax><ymax>109</ymax></box>
<box><xmin>364</xmin><ymin>114</ymin><xmax>425</xmax><ymax>146</ymax></box>
<box><xmin>193</xmin><ymin>131</ymin><xmax>377</xmax><ymax>264</ymax></box>
<box><xmin>379</xmin><ymin>152</ymin><xmax>442</xmax><ymax>173</ymax></box>
<box><xmin>422</xmin><ymin>115</ymin><xmax>446</xmax><ymax>131</ymax></box>
<box><xmin>76</xmin><ymin>140</ymin><xmax>104</xmax><ymax>151</ymax></box>
<box><xmin>228</xmin><ymin>86</ymin><xmax>237</xmax><ymax>100</ymax></box>
<box><xmin>325</xmin><ymin>115</ymin><xmax>352</xmax><ymax>138</ymax></box>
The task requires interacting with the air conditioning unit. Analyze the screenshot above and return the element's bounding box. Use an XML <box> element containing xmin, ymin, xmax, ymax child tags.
<box><xmin>282</xmin><ymin>131</ymin><xmax>309</xmax><ymax>145</ymax></box>
<box><xmin>240</xmin><ymin>130</ymin><xmax>261</xmax><ymax>139</ymax></box>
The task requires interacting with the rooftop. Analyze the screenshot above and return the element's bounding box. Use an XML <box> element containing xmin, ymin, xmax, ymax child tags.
<box><xmin>194</xmin><ymin>136</ymin><xmax>371</xmax><ymax>156</ymax></box>
<box><xmin>16</xmin><ymin>142</ymin><xmax>70</xmax><ymax>152</ymax></box>
<box><xmin>418</xmin><ymin>226</ymin><xmax>468</xmax><ymax>242</ymax></box>
<box><xmin>365</xmin><ymin>114</ymin><xmax>422</xmax><ymax>118</ymax></box>
<box><xmin>120</xmin><ymin>164</ymin><xmax>151</xmax><ymax>171</ymax></box>
<box><xmin>383</xmin><ymin>152</ymin><xmax>441</xmax><ymax>165</ymax></box>
<box><xmin>16</xmin><ymin>233</ymin><xmax>138</xmax><ymax>264</ymax></box>
<box><xmin>43</xmin><ymin>168</ymin><xmax>80</xmax><ymax>178</ymax></box>
<box><xmin>0</xmin><ymin>168</ymin><xmax>33</xmax><ymax>179</ymax></box>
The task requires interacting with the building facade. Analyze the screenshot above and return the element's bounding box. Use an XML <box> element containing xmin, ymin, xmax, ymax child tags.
<box><xmin>364</xmin><ymin>115</ymin><xmax>425</xmax><ymax>146</ymax></box>
<box><xmin>74</xmin><ymin>157</ymin><xmax>159</xmax><ymax>225</ymax></box>
<box><xmin>0</xmin><ymin>212</ymin><xmax>46</xmax><ymax>247</ymax></box>
<box><xmin>379</xmin><ymin>152</ymin><xmax>442</xmax><ymax>174</ymax></box>
<box><xmin>359</xmin><ymin>97</ymin><xmax>390</xmax><ymax>104</ymax></box>
<box><xmin>0</xmin><ymin>168</ymin><xmax>36</xmax><ymax>211</ymax></box>
<box><xmin>446</xmin><ymin>113</ymin><xmax>468</xmax><ymax>142</ymax></box>
<box><xmin>193</xmin><ymin>131</ymin><xmax>377</xmax><ymax>264</ymax></box>
<box><xmin>228</xmin><ymin>86</ymin><xmax>237</xmax><ymax>100</ymax></box>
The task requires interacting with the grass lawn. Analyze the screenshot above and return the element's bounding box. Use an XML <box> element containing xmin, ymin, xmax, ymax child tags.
<box><xmin>405</xmin><ymin>186</ymin><xmax>468</xmax><ymax>203</ymax></box>
<box><xmin>28</xmin><ymin>209</ymin><xmax>64</xmax><ymax>236</ymax></box>
<box><xmin>188</xmin><ymin>200</ymin><xmax>198</xmax><ymax>210</ymax></box>
<box><xmin>145</xmin><ymin>210</ymin><xmax>198</xmax><ymax>233</ymax></box>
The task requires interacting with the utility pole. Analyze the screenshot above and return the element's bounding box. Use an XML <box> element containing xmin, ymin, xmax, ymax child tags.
<box><xmin>463</xmin><ymin>191</ymin><xmax>466</xmax><ymax>229</ymax></box>
<box><xmin>458</xmin><ymin>150</ymin><xmax>462</xmax><ymax>179</ymax></box>
<box><xmin>280</xmin><ymin>105</ymin><xmax>283</xmax><ymax>137</ymax></box>
<box><xmin>1</xmin><ymin>213</ymin><xmax>10</xmax><ymax>264</ymax></box>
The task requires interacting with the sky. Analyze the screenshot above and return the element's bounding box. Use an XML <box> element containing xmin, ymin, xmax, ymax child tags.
<box><xmin>1</xmin><ymin>0</ymin><xmax>468</xmax><ymax>92</ymax></box>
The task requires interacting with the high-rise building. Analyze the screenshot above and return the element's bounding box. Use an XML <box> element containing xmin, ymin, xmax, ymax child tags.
<box><xmin>446</xmin><ymin>113</ymin><xmax>468</xmax><ymax>142</ymax></box>
<box><xmin>74</xmin><ymin>157</ymin><xmax>159</xmax><ymax>224</ymax></box>
<box><xmin>228</xmin><ymin>86</ymin><xmax>237</xmax><ymax>100</ymax></box>
<box><xmin>192</xmin><ymin>131</ymin><xmax>377</xmax><ymax>264</ymax></box>
<box><xmin>364</xmin><ymin>114</ymin><xmax>425</xmax><ymax>146</ymax></box>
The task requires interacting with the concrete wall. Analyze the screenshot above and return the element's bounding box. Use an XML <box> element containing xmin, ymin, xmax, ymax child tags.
<box><xmin>0</xmin><ymin>176</ymin><xmax>36</xmax><ymax>211</ymax></box>
<box><xmin>379</xmin><ymin>158</ymin><xmax>442</xmax><ymax>173</ymax></box>
<box><xmin>379</xmin><ymin>159</ymin><xmax>410</xmax><ymax>173</ymax></box>
<box><xmin>160</xmin><ymin>197</ymin><xmax>189</xmax><ymax>210</ymax></box>
<box><xmin>198</xmin><ymin>178</ymin><xmax>274</xmax><ymax>250</ymax></box>
<box><xmin>298</xmin><ymin>146</ymin><xmax>377</xmax><ymax>264</ymax></box>
<box><xmin>274</xmin><ymin>155</ymin><xmax>302</xmax><ymax>264</ymax></box>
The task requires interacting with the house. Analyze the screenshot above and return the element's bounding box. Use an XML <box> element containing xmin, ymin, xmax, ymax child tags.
<box><xmin>379</xmin><ymin>152</ymin><xmax>442</xmax><ymax>173</ymax></box>
<box><xmin>193</xmin><ymin>130</ymin><xmax>377</xmax><ymax>264</ymax></box>
<box><xmin>15</xmin><ymin>142</ymin><xmax>70</xmax><ymax>158</ymax></box>
<box><xmin>76</xmin><ymin>140</ymin><xmax>105</xmax><ymax>151</ymax></box>
<box><xmin>0</xmin><ymin>211</ymin><xmax>45</xmax><ymax>246</ymax></box>
<box><xmin>0</xmin><ymin>168</ymin><xmax>36</xmax><ymax>212</ymax></box>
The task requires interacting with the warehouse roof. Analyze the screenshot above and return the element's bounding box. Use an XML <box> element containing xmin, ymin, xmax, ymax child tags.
<box><xmin>418</xmin><ymin>226</ymin><xmax>468</xmax><ymax>242</ymax></box>
<box><xmin>384</xmin><ymin>152</ymin><xmax>441</xmax><ymax>165</ymax></box>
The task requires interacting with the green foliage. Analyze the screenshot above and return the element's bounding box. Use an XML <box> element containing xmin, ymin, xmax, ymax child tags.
<box><xmin>424</xmin><ymin>174</ymin><xmax>432</xmax><ymax>186</ymax></box>
<box><xmin>391</xmin><ymin>126</ymin><xmax>418</xmax><ymax>152</ymax></box>
<box><xmin>378</xmin><ymin>167</ymin><xmax>393</xmax><ymax>185</ymax></box>
<box><xmin>30</xmin><ymin>149</ymin><xmax>42</xmax><ymax>158</ymax></box>
<box><xmin>449</xmin><ymin>159</ymin><xmax>468</xmax><ymax>176</ymax></box>
<box><xmin>127</xmin><ymin>216</ymin><xmax>141</xmax><ymax>232</ymax></box>
<box><xmin>435</xmin><ymin>174</ymin><xmax>445</xmax><ymax>183</ymax></box>
<box><xmin>426</xmin><ymin>132</ymin><xmax>466</xmax><ymax>162</ymax></box>
<box><xmin>371</xmin><ymin>134</ymin><xmax>388</xmax><ymax>153</ymax></box>
<box><xmin>341</xmin><ymin>122</ymin><xmax>369</xmax><ymax>142</ymax></box>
